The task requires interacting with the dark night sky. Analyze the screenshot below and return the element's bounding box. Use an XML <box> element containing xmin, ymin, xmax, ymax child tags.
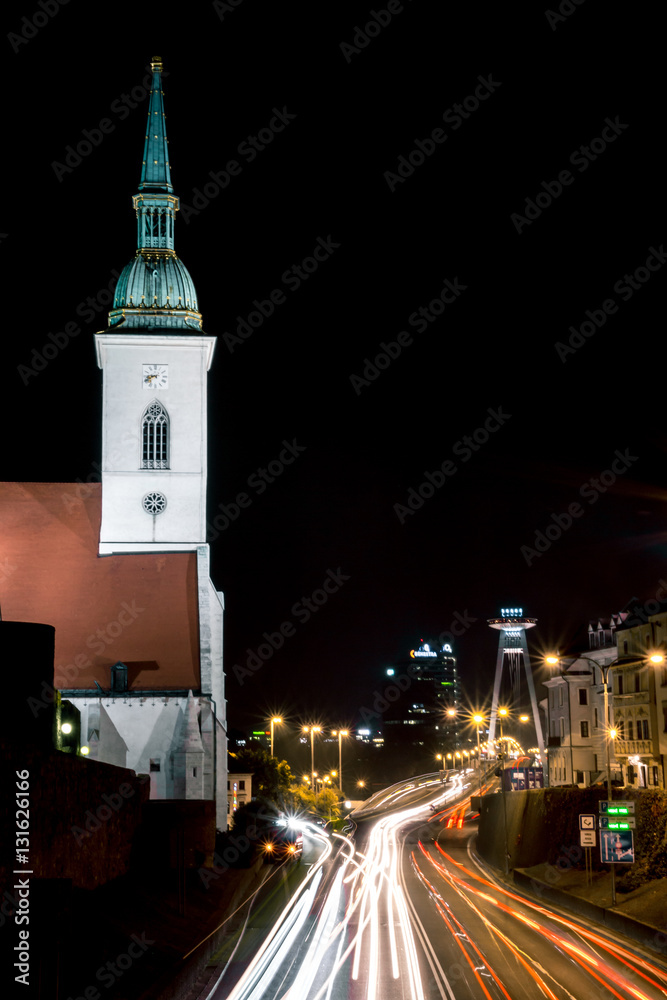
<box><xmin>2</xmin><ymin>2</ymin><xmax>665</xmax><ymax>736</ymax></box>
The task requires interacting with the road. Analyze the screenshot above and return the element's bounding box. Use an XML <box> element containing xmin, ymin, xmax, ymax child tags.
<box><xmin>203</xmin><ymin>773</ymin><xmax>667</xmax><ymax>999</ymax></box>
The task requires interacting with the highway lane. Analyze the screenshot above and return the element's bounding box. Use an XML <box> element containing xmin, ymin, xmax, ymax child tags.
<box><xmin>201</xmin><ymin>775</ymin><xmax>667</xmax><ymax>999</ymax></box>
<box><xmin>205</xmin><ymin>774</ymin><xmax>468</xmax><ymax>1000</ymax></box>
<box><xmin>397</xmin><ymin>788</ymin><xmax>667</xmax><ymax>1000</ymax></box>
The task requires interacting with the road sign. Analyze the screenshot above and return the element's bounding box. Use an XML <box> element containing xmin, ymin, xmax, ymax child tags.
<box><xmin>599</xmin><ymin>816</ymin><xmax>636</xmax><ymax>830</ymax></box>
<box><xmin>599</xmin><ymin>800</ymin><xmax>635</xmax><ymax>815</ymax></box>
<box><xmin>600</xmin><ymin>829</ymin><xmax>635</xmax><ymax>864</ymax></box>
<box><xmin>579</xmin><ymin>814</ymin><xmax>596</xmax><ymax>830</ymax></box>
<box><xmin>580</xmin><ymin>829</ymin><xmax>596</xmax><ymax>847</ymax></box>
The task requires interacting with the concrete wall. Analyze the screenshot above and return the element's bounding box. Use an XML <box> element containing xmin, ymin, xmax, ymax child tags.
<box><xmin>139</xmin><ymin>800</ymin><xmax>216</xmax><ymax>869</ymax></box>
<box><xmin>477</xmin><ymin>786</ymin><xmax>611</xmax><ymax>871</ymax></box>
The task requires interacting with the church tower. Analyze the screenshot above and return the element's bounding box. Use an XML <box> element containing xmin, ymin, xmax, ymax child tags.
<box><xmin>96</xmin><ymin>57</ymin><xmax>215</xmax><ymax>555</ymax></box>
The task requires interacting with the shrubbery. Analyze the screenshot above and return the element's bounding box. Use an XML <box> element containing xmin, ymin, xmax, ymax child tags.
<box><xmin>535</xmin><ymin>786</ymin><xmax>667</xmax><ymax>892</ymax></box>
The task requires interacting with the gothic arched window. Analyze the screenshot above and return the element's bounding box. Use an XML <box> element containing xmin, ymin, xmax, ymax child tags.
<box><xmin>141</xmin><ymin>400</ymin><xmax>169</xmax><ymax>469</ymax></box>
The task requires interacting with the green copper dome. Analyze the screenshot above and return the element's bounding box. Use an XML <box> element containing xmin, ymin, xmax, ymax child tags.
<box><xmin>109</xmin><ymin>251</ymin><xmax>201</xmax><ymax>330</ymax></box>
<box><xmin>107</xmin><ymin>57</ymin><xmax>203</xmax><ymax>333</ymax></box>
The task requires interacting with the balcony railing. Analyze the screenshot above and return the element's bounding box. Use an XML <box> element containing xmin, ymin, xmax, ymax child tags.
<box><xmin>614</xmin><ymin>691</ymin><xmax>650</xmax><ymax>705</ymax></box>
<box><xmin>614</xmin><ymin>739</ymin><xmax>653</xmax><ymax>756</ymax></box>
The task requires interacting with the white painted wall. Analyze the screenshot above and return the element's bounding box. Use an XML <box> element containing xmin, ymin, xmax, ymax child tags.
<box><xmin>96</xmin><ymin>334</ymin><xmax>215</xmax><ymax>553</ymax></box>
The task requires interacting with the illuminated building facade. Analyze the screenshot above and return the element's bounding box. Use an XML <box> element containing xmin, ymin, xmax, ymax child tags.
<box><xmin>0</xmin><ymin>58</ymin><xmax>228</xmax><ymax>828</ymax></box>
<box><xmin>383</xmin><ymin>640</ymin><xmax>461</xmax><ymax>749</ymax></box>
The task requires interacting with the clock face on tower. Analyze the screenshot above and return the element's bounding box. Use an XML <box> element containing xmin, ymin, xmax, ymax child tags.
<box><xmin>142</xmin><ymin>364</ymin><xmax>168</xmax><ymax>390</ymax></box>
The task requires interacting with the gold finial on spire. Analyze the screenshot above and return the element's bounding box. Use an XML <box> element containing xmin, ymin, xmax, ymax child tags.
<box><xmin>151</xmin><ymin>56</ymin><xmax>163</xmax><ymax>72</ymax></box>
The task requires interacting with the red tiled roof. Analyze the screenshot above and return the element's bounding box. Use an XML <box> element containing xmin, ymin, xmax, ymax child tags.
<box><xmin>0</xmin><ymin>483</ymin><xmax>200</xmax><ymax>690</ymax></box>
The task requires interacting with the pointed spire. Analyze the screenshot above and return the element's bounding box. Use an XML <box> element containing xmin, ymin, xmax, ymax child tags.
<box><xmin>179</xmin><ymin>691</ymin><xmax>204</xmax><ymax>753</ymax></box>
<box><xmin>139</xmin><ymin>56</ymin><xmax>173</xmax><ymax>194</ymax></box>
<box><xmin>132</xmin><ymin>56</ymin><xmax>179</xmax><ymax>254</ymax></box>
<box><xmin>108</xmin><ymin>57</ymin><xmax>204</xmax><ymax>332</ymax></box>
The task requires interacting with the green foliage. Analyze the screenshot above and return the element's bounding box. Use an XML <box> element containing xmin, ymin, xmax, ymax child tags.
<box><xmin>285</xmin><ymin>783</ymin><xmax>342</xmax><ymax>822</ymax></box>
<box><xmin>615</xmin><ymin>788</ymin><xmax>667</xmax><ymax>892</ymax></box>
<box><xmin>229</xmin><ymin>747</ymin><xmax>293</xmax><ymax>807</ymax></box>
<box><xmin>532</xmin><ymin>786</ymin><xmax>667</xmax><ymax>893</ymax></box>
<box><xmin>287</xmin><ymin>783</ymin><xmax>317</xmax><ymax>813</ymax></box>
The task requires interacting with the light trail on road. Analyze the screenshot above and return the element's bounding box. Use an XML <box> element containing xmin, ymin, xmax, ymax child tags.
<box><xmin>210</xmin><ymin>776</ymin><xmax>667</xmax><ymax>1000</ymax></box>
<box><xmin>413</xmin><ymin>838</ymin><xmax>667</xmax><ymax>1000</ymax></box>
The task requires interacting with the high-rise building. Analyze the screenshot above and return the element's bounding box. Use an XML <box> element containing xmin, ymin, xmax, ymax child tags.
<box><xmin>383</xmin><ymin>640</ymin><xmax>461</xmax><ymax>750</ymax></box>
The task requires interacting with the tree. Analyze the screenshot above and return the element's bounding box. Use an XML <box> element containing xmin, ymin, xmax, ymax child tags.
<box><xmin>230</xmin><ymin>746</ymin><xmax>292</xmax><ymax>807</ymax></box>
<box><xmin>286</xmin><ymin>782</ymin><xmax>342</xmax><ymax>823</ymax></box>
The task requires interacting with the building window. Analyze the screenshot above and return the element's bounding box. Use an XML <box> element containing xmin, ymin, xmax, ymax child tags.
<box><xmin>627</xmin><ymin>720</ymin><xmax>634</xmax><ymax>740</ymax></box>
<box><xmin>142</xmin><ymin>491</ymin><xmax>167</xmax><ymax>515</ymax></box>
<box><xmin>141</xmin><ymin>400</ymin><xmax>169</xmax><ymax>469</ymax></box>
<box><xmin>594</xmin><ymin>708</ymin><xmax>599</xmax><ymax>729</ymax></box>
<box><xmin>635</xmin><ymin>672</ymin><xmax>641</xmax><ymax>692</ymax></box>
<box><xmin>192</xmin><ymin>767</ymin><xmax>198</xmax><ymax>777</ymax></box>
<box><xmin>640</xmin><ymin>719</ymin><xmax>649</xmax><ymax>739</ymax></box>
<box><xmin>580</xmin><ymin>721</ymin><xmax>589</xmax><ymax>738</ymax></box>
<box><xmin>616</xmin><ymin>719</ymin><xmax>624</xmax><ymax>738</ymax></box>
<box><xmin>627</xmin><ymin>764</ymin><xmax>635</xmax><ymax>784</ymax></box>
<box><xmin>558</xmin><ymin>687</ymin><xmax>563</xmax><ymax>707</ymax></box>
<box><xmin>617</xmin><ymin>674</ymin><xmax>624</xmax><ymax>695</ymax></box>
<box><xmin>576</xmin><ymin>770</ymin><xmax>584</xmax><ymax>784</ymax></box>
<box><xmin>578</xmin><ymin>688</ymin><xmax>588</xmax><ymax>706</ymax></box>
<box><xmin>239</xmin><ymin>780</ymin><xmax>245</xmax><ymax>790</ymax></box>
<box><xmin>150</xmin><ymin>759</ymin><xmax>160</xmax><ymax>772</ymax></box>
<box><xmin>559</xmin><ymin>717</ymin><xmax>565</xmax><ymax>739</ymax></box>
<box><xmin>653</xmin><ymin>766</ymin><xmax>659</xmax><ymax>786</ymax></box>
<box><xmin>623</xmin><ymin>640</ymin><xmax>628</xmax><ymax>655</ymax></box>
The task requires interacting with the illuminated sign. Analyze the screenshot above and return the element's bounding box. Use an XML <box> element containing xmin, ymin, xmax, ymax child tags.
<box><xmin>409</xmin><ymin>642</ymin><xmax>453</xmax><ymax>657</ymax></box>
<box><xmin>501</xmin><ymin>607</ymin><xmax>523</xmax><ymax>616</ymax></box>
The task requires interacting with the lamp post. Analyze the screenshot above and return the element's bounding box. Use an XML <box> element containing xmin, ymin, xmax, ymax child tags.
<box><xmin>496</xmin><ymin>708</ymin><xmax>529</xmax><ymax>873</ymax></box>
<box><xmin>332</xmin><ymin>729</ymin><xmax>348</xmax><ymax>790</ymax></box>
<box><xmin>544</xmin><ymin>656</ymin><xmax>577</xmax><ymax>785</ymax></box>
<box><xmin>303</xmin><ymin>725</ymin><xmax>321</xmax><ymax>798</ymax></box>
<box><xmin>473</xmin><ymin>713</ymin><xmax>485</xmax><ymax>791</ymax></box>
<box><xmin>269</xmin><ymin>716</ymin><xmax>282</xmax><ymax>757</ymax></box>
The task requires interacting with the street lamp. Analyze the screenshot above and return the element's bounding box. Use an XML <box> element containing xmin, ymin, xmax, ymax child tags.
<box><xmin>496</xmin><ymin>707</ymin><xmax>531</xmax><ymax>873</ymax></box>
<box><xmin>544</xmin><ymin>656</ymin><xmax>577</xmax><ymax>785</ymax></box>
<box><xmin>303</xmin><ymin>725</ymin><xmax>321</xmax><ymax>796</ymax></box>
<box><xmin>332</xmin><ymin>729</ymin><xmax>349</xmax><ymax>790</ymax></box>
<box><xmin>472</xmin><ymin>713</ymin><xmax>485</xmax><ymax>791</ymax></box>
<box><xmin>269</xmin><ymin>716</ymin><xmax>282</xmax><ymax>757</ymax></box>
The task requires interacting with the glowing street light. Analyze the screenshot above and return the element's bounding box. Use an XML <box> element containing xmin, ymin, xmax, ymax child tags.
<box><xmin>269</xmin><ymin>716</ymin><xmax>282</xmax><ymax>757</ymax></box>
<box><xmin>303</xmin><ymin>725</ymin><xmax>322</xmax><ymax>793</ymax></box>
<box><xmin>472</xmin><ymin>713</ymin><xmax>485</xmax><ymax>791</ymax></box>
<box><xmin>332</xmin><ymin>728</ymin><xmax>349</xmax><ymax>790</ymax></box>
